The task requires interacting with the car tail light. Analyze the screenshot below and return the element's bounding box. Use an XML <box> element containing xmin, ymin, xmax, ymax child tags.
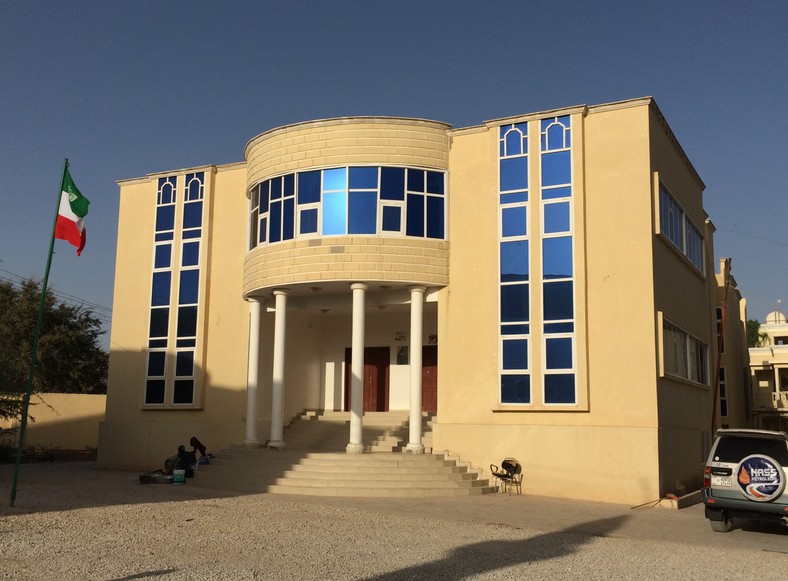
<box><xmin>703</xmin><ymin>466</ymin><xmax>711</xmax><ymax>488</ymax></box>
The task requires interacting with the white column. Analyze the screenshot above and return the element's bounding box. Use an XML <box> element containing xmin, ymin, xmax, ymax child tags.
<box><xmin>268</xmin><ymin>289</ymin><xmax>288</xmax><ymax>450</ymax></box>
<box><xmin>347</xmin><ymin>283</ymin><xmax>367</xmax><ymax>454</ymax></box>
<box><xmin>406</xmin><ymin>286</ymin><xmax>426</xmax><ymax>454</ymax></box>
<box><xmin>244</xmin><ymin>298</ymin><xmax>263</xmax><ymax>446</ymax></box>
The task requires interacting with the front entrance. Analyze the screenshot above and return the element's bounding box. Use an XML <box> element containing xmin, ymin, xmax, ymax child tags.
<box><xmin>344</xmin><ymin>347</ymin><xmax>390</xmax><ymax>412</ymax></box>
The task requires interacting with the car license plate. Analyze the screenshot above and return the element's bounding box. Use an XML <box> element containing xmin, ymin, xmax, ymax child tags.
<box><xmin>711</xmin><ymin>475</ymin><xmax>732</xmax><ymax>487</ymax></box>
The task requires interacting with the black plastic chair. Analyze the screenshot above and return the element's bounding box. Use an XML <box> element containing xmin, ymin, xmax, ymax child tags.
<box><xmin>489</xmin><ymin>457</ymin><xmax>522</xmax><ymax>494</ymax></box>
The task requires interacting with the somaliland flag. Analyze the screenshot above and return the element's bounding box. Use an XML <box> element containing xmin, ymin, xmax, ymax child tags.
<box><xmin>54</xmin><ymin>167</ymin><xmax>90</xmax><ymax>255</ymax></box>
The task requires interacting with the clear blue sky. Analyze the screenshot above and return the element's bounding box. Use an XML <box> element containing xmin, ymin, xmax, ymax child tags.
<box><xmin>2</xmin><ymin>1</ymin><xmax>787</xmax><ymax>351</ymax></box>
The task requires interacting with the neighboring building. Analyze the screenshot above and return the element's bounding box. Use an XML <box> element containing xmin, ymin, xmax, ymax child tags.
<box><xmin>748</xmin><ymin>310</ymin><xmax>788</xmax><ymax>431</ymax></box>
<box><xmin>98</xmin><ymin>97</ymin><xmax>747</xmax><ymax>504</ymax></box>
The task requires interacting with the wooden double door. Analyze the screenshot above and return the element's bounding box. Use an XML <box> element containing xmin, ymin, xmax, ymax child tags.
<box><xmin>344</xmin><ymin>346</ymin><xmax>437</xmax><ymax>412</ymax></box>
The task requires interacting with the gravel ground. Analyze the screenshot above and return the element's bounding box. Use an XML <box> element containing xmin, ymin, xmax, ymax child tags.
<box><xmin>1</xmin><ymin>462</ymin><xmax>786</xmax><ymax>580</ymax></box>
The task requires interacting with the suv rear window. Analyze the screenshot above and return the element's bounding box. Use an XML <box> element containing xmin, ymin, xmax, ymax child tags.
<box><xmin>713</xmin><ymin>436</ymin><xmax>788</xmax><ymax>465</ymax></box>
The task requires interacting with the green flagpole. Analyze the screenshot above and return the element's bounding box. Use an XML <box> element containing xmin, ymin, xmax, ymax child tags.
<box><xmin>9</xmin><ymin>158</ymin><xmax>70</xmax><ymax>508</ymax></box>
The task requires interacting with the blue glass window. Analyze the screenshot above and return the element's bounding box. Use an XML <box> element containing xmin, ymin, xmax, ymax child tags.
<box><xmin>543</xmin><ymin>281</ymin><xmax>573</xmax><ymax>320</ymax></box>
<box><xmin>406</xmin><ymin>194</ymin><xmax>424</xmax><ymax>237</ymax></box>
<box><xmin>500</xmin><ymin>192</ymin><xmax>528</xmax><ymax>204</ymax></box>
<box><xmin>380</xmin><ymin>167</ymin><xmax>405</xmax><ymax>200</ymax></box>
<box><xmin>322</xmin><ymin>192</ymin><xmax>347</xmax><ymax>235</ymax></box>
<box><xmin>173</xmin><ymin>380</ymin><xmax>194</xmax><ymax>404</ymax></box>
<box><xmin>545</xmin><ymin>374</ymin><xmax>575</xmax><ymax>404</ymax></box>
<box><xmin>151</xmin><ymin>272</ymin><xmax>171</xmax><ymax>306</ymax></box>
<box><xmin>182</xmin><ymin>242</ymin><xmax>199</xmax><ymax>267</ymax></box>
<box><xmin>546</xmin><ymin>337</ymin><xmax>573</xmax><ymax>369</ymax></box>
<box><xmin>500</xmin><ymin>157</ymin><xmax>528</xmax><ymax>191</ymax></box>
<box><xmin>501</xmin><ymin>375</ymin><xmax>530</xmax><ymax>403</ymax></box>
<box><xmin>283</xmin><ymin>173</ymin><xmax>295</xmax><ymax>196</ymax></box>
<box><xmin>543</xmin><ymin>237</ymin><xmax>573</xmax><ymax>278</ymax></box>
<box><xmin>179</xmin><ymin>270</ymin><xmax>199</xmax><ymax>305</ymax></box>
<box><xmin>186</xmin><ymin>174</ymin><xmax>203</xmax><ymax>201</ymax></box>
<box><xmin>155</xmin><ymin>232</ymin><xmax>174</xmax><ymax>242</ymax></box>
<box><xmin>426</xmin><ymin>171</ymin><xmax>444</xmax><ymax>195</ymax></box>
<box><xmin>149</xmin><ymin>308</ymin><xmax>169</xmax><ymax>338</ymax></box>
<box><xmin>258</xmin><ymin>217</ymin><xmax>267</xmax><ymax>243</ymax></box>
<box><xmin>349</xmin><ymin>167</ymin><xmax>378</xmax><ymax>189</ymax></box>
<box><xmin>183</xmin><ymin>230</ymin><xmax>201</xmax><ymax>240</ymax></box>
<box><xmin>298</xmin><ymin>171</ymin><xmax>321</xmax><ymax>204</ymax></box>
<box><xmin>147</xmin><ymin>351</ymin><xmax>166</xmax><ymax>376</ymax></box>
<box><xmin>542</xmin><ymin>151</ymin><xmax>571</xmax><ymax>186</ymax></box>
<box><xmin>156</xmin><ymin>205</ymin><xmax>175</xmax><ymax>232</ymax></box>
<box><xmin>154</xmin><ymin>244</ymin><xmax>172</xmax><ymax>269</ymax></box>
<box><xmin>502</xmin><ymin>206</ymin><xmax>527</xmax><ymax>237</ymax></box>
<box><xmin>501</xmin><ymin>284</ymin><xmax>529</xmax><ymax>322</ymax></box>
<box><xmin>259</xmin><ymin>185</ymin><xmax>269</xmax><ymax>213</ymax></box>
<box><xmin>500</xmin><ymin>241</ymin><xmax>529</xmax><ymax>282</ymax></box>
<box><xmin>503</xmin><ymin>339</ymin><xmax>528</xmax><ymax>370</ymax></box>
<box><xmin>501</xmin><ymin>324</ymin><xmax>529</xmax><ymax>335</ymax></box>
<box><xmin>269</xmin><ymin>201</ymin><xmax>282</xmax><ymax>243</ymax></box>
<box><xmin>407</xmin><ymin>169</ymin><xmax>425</xmax><ymax>193</ymax></box>
<box><xmin>177</xmin><ymin>306</ymin><xmax>197</xmax><ymax>337</ymax></box>
<box><xmin>382</xmin><ymin>206</ymin><xmax>401</xmax><ymax>231</ymax></box>
<box><xmin>176</xmin><ymin>338</ymin><xmax>196</xmax><ymax>348</ymax></box>
<box><xmin>176</xmin><ymin>351</ymin><xmax>194</xmax><ymax>377</ymax></box>
<box><xmin>300</xmin><ymin>209</ymin><xmax>318</xmax><ymax>234</ymax></box>
<box><xmin>145</xmin><ymin>380</ymin><xmax>165</xmax><ymax>404</ymax></box>
<box><xmin>323</xmin><ymin>168</ymin><xmax>347</xmax><ymax>191</ymax></box>
<box><xmin>504</xmin><ymin>128</ymin><xmax>525</xmax><ymax>156</ymax></box>
<box><xmin>183</xmin><ymin>201</ymin><xmax>202</xmax><ymax>229</ymax></box>
<box><xmin>426</xmin><ymin>196</ymin><xmax>444</xmax><ymax>239</ymax></box>
<box><xmin>270</xmin><ymin>177</ymin><xmax>282</xmax><ymax>200</ymax></box>
<box><xmin>148</xmin><ymin>339</ymin><xmax>167</xmax><ymax>348</ymax></box>
<box><xmin>542</xmin><ymin>186</ymin><xmax>571</xmax><ymax>200</ymax></box>
<box><xmin>544</xmin><ymin>202</ymin><xmax>570</xmax><ymax>233</ymax></box>
<box><xmin>283</xmin><ymin>198</ymin><xmax>295</xmax><ymax>240</ymax></box>
<box><xmin>544</xmin><ymin>322</ymin><xmax>573</xmax><ymax>334</ymax></box>
<box><xmin>349</xmin><ymin>191</ymin><xmax>377</xmax><ymax>234</ymax></box>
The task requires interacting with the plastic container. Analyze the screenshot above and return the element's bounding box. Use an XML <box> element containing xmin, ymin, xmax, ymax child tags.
<box><xmin>172</xmin><ymin>469</ymin><xmax>186</xmax><ymax>485</ymax></box>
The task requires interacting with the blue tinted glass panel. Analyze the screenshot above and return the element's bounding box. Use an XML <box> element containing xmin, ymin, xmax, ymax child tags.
<box><xmin>179</xmin><ymin>270</ymin><xmax>199</xmax><ymax>305</ymax></box>
<box><xmin>500</xmin><ymin>241</ymin><xmax>529</xmax><ymax>282</ymax></box>
<box><xmin>183</xmin><ymin>201</ymin><xmax>202</xmax><ymax>229</ymax></box>
<box><xmin>176</xmin><ymin>350</ymin><xmax>194</xmax><ymax>377</ymax></box>
<box><xmin>259</xmin><ymin>185</ymin><xmax>269</xmax><ymax>213</ymax></box>
<box><xmin>501</xmin><ymin>375</ymin><xmax>530</xmax><ymax>403</ymax></box>
<box><xmin>173</xmin><ymin>380</ymin><xmax>194</xmax><ymax>404</ymax></box>
<box><xmin>500</xmin><ymin>192</ymin><xmax>528</xmax><ymax>204</ymax></box>
<box><xmin>544</xmin><ymin>123</ymin><xmax>567</xmax><ymax>151</ymax></box>
<box><xmin>542</xmin><ymin>150</ymin><xmax>571</xmax><ymax>186</ymax></box>
<box><xmin>149</xmin><ymin>308</ymin><xmax>169</xmax><ymax>338</ymax></box>
<box><xmin>426</xmin><ymin>196</ymin><xmax>444</xmax><ymax>239</ymax></box>
<box><xmin>283</xmin><ymin>173</ymin><xmax>295</xmax><ymax>196</ymax></box>
<box><xmin>502</xmin><ymin>339</ymin><xmax>528</xmax><ymax>370</ymax></box>
<box><xmin>177</xmin><ymin>306</ymin><xmax>197</xmax><ymax>337</ymax></box>
<box><xmin>382</xmin><ymin>206</ymin><xmax>401</xmax><ymax>231</ymax></box>
<box><xmin>258</xmin><ymin>217</ymin><xmax>267</xmax><ymax>243</ymax></box>
<box><xmin>501</xmin><ymin>284</ymin><xmax>529</xmax><ymax>322</ymax></box>
<box><xmin>270</xmin><ymin>177</ymin><xmax>282</xmax><ymax>199</ymax></box>
<box><xmin>155</xmin><ymin>232</ymin><xmax>174</xmax><ymax>242</ymax></box>
<box><xmin>543</xmin><ymin>237</ymin><xmax>573</xmax><ymax>278</ymax></box>
<box><xmin>546</xmin><ymin>337</ymin><xmax>573</xmax><ymax>369</ymax></box>
<box><xmin>176</xmin><ymin>338</ymin><xmax>196</xmax><ymax>348</ymax></box>
<box><xmin>406</xmin><ymin>194</ymin><xmax>424</xmax><ymax>237</ymax></box>
<box><xmin>154</xmin><ymin>244</ymin><xmax>171</xmax><ymax>269</ymax></box>
<box><xmin>298</xmin><ymin>171</ymin><xmax>321</xmax><ymax>204</ymax></box>
<box><xmin>544</xmin><ymin>202</ymin><xmax>570</xmax><ymax>233</ymax></box>
<box><xmin>542</xmin><ymin>186</ymin><xmax>572</xmax><ymax>200</ymax></box>
<box><xmin>182</xmin><ymin>241</ymin><xmax>199</xmax><ymax>267</ymax></box>
<box><xmin>380</xmin><ymin>167</ymin><xmax>405</xmax><ymax>200</ymax></box>
<box><xmin>501</xmin><ymin>324</ymin><xmax>529</xmax><ymax>335</ymax></box>
<box><xmin>187</xmin><ymin>176</ymin><xmax>202</xmax><ymax>200</ymax></box>
<box><xmin>156</xmin><ymin>205</ymin><xmax>175</xmax><ymax>232</ymax></box>
<box><xmin>348</xmin><ymin>191</ymin><xmax>377</xmax><ymax>234</ymax></box>
<box><xmin>502</xmin><ymin>206</ymin><xmax>527</xmax><ymax>237</ymax></box>
<box><xmin>323</xmin><ymin>168</ymin><xmax>346</xmax><ymax>191</ymax></box>
<box><xmin>151</xmin><ymin>272</ymin><xmax>171</xmax><ymax>306</ymax></box>
<box><xmin>500</xmin><ymin>157</ymin><xmax>528</xmax><ymax>191</ymax></box>
<box><xmin>504</xmin><ymin>129</ymin><xmax>524</xmax><ymax>156</ymax></box>
<box><xmin>543</xmin><ymin>281</ymin><xmax>573</xmax><ymax>320</ymax></box>
<box><xmin>183</xmin><ymin>230</ymin><xmax>201</xmax><ymax>239</ymax></box>
<box><xmin>426</xmin><ymin>171</ymin><xmax>444</xmax><ymax>194</ymax></box>
<box><xmin>147</xmin><ymin>351</ymin><xmax>166</xmax><ymax>376</ymax></box>
<box><xmin>158</xmin><ymin>178</ymin><xmax>174</xmax><ymax>205</ymax></box>
<box><xmin>349</xmin><ymin>167</ymin><xmax>378</xmax><ymax>189</ymax></box>
<box><xmin>300</xmin><ymin>209</ymin><xmax>318</xmax><ymax>234</ymax></box>
<box><xmin>269</xmin><ymin>201</ymin><xmax>282</xmax><ymax>242</ymax></box>
<box><xmin>148</xmin><ymin>338</ymin><xmax>167</xmax><ymax>348</ymax></box>
<box><xmin>407</xmin><ymin>169</ymin><xmax>424</xmax><ymax>192</ymax></box>
<box><xmin>322</xmin><ymin>192</ymin><xmax>347</xmax><ymax>235</ymax></box>
<box><xmin>145</xmin><ymin>380</ymin><xmax>165</xmax><ymax>404</ymax></box>
<box><xmin>545</xmin><ymin>374</ymin><xmax>575</xmax><ymax>404</ymax></box>
<box><xmin>283</xmin><ymin>198</ymin><xmax>295</xmax><ymax>240</ymax></box>
<box><xmin>544</xmin><ymin>322</ymin><xmax>574</xmax><ymax>333</ymax></box>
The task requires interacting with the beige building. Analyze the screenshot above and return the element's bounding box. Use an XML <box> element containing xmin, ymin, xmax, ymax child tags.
<box><xmin>749</xmin><ymin>310</ymin><xmax>788</xmax><ymax>431</ymax></box>
<box><xmin>99</xmin><ymin>97</ymin><xmax>747</xmax><ymax>504</ymax></box>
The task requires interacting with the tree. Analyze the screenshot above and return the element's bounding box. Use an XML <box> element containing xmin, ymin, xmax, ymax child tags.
<box><xmin>747</xmin><ymin>319</ymin><xmax>768</xmax><ymax>348</ymax></box>
<box><xmin>0</xmin><ymin>279</ymin><xmax>108</xmax><ymax>419</ymax></box>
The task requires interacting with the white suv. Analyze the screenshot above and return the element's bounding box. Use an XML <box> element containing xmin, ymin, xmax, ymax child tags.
<box><xmin>702</xmin><ymin>429</ymin><xmax>788</xmax><ymax>532</ymax></box>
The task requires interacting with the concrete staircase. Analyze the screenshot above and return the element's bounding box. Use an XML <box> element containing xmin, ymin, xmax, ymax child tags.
<box><xmin>190</xmin><ymin>411</ymin><xmax>494</xmax><ymax>497</ymax></box>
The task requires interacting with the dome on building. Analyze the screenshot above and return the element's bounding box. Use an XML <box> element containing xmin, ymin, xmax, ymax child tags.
<box><xmin>765</xmin><ymin>310</ymin><xmax>788</xmax><ymax>324</ymax></box>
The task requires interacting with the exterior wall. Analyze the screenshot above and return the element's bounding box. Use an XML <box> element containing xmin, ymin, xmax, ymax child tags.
<box><xmin>749</xmin><ymin>312</ymin><xmax>788</xmax><ymax>430</ymax></box>
<box><xmin>1</xmin><ymin>394</ymin><xmax>106</xmax><ymax>450</ymax></box>
<box><xmin>98</xmin><ymin>164</ymin><xmax>250</xmax><ymax>470</ymax></box>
